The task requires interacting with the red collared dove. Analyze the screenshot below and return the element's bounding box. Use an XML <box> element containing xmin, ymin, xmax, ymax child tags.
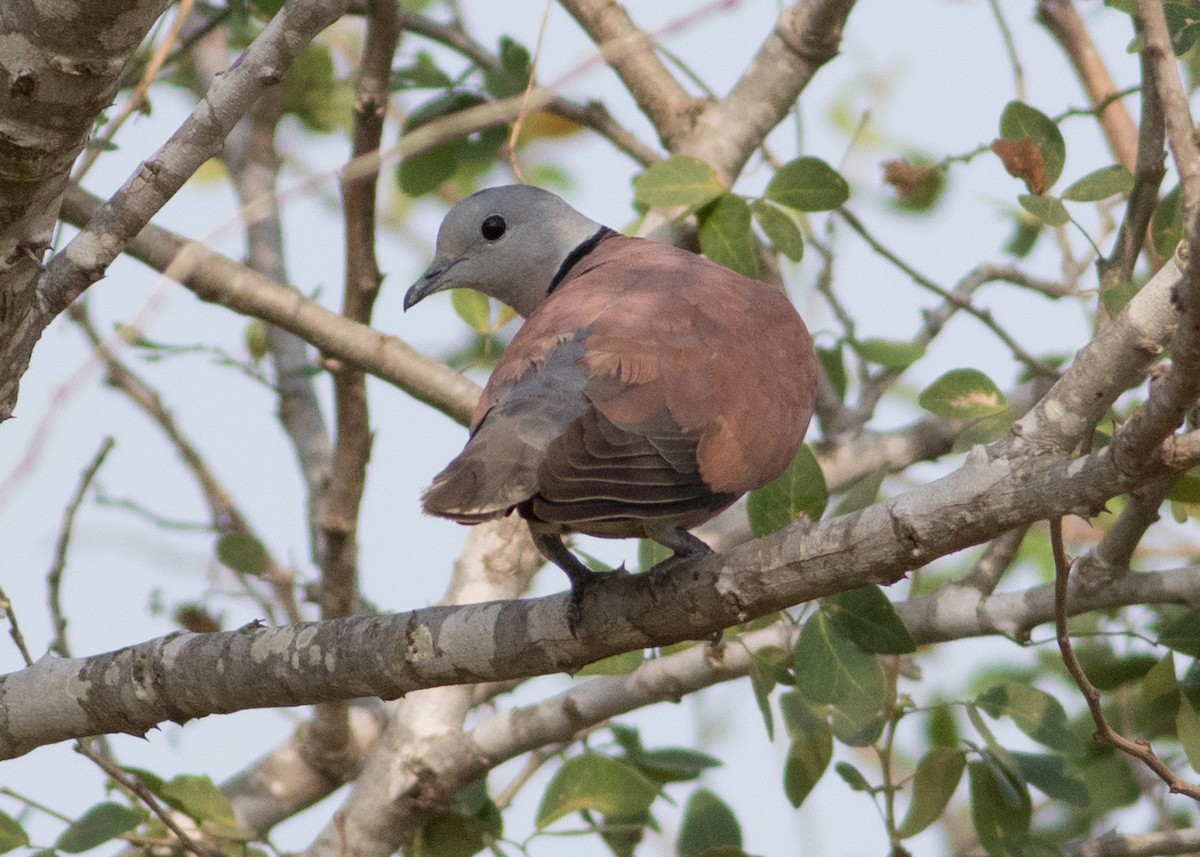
<box><xmin>405</xmin><ymin>185</ymin><xmax>816</xmax><ymax>620</ymax></box>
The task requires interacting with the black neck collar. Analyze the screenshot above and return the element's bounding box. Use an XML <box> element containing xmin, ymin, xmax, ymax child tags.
<box><xmin>547</xmin><ymin>226</ymin><xmax>615</xmax><ymax>294</ymax></box>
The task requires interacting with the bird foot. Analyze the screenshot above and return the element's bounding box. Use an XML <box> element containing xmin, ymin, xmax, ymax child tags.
<box><xmin>566</xmin><ymin>564</ymin><xmax>631</xmax><ymax>636</ymax></box>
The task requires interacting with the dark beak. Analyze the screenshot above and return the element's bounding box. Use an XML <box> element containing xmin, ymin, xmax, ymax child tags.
<box><xmin>403</xmin><ymin>258</ymin><xmax>458</xmax><ymax>311</ymax></box>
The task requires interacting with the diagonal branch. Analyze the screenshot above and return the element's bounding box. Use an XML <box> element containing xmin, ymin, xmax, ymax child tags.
<box><xmin>58</xmin><ymin>184</ymin><xmax>482</xmax><ymax>427</ymax></box>
<box><xmin>0</xmin><ymin>422</ymin><xmax>1188</xmax><ymax>762</ymax></box>
<box><xmin>678</xmin><ymin>0</ymin><xmax>857</xmax><ymax>182</ymax></box>
<box><xmin>558</xmin><ymin>0</ymin><xmax>698</xmax><ymax>148</ymax></box>
<box><xmin>1111</xmin><ymin>1</ymin><xmax>1200</xmax><ymax>475</ymax></box>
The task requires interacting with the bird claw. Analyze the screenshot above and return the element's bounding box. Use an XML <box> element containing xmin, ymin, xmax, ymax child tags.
<box><xmin>565</xmin><ymin>564</ymin><xmax>632</xmax><ymax>635</ymax></box>
<box><xmin>566</xmin><ymin>575</ymin><xmax>593</xmax><ymax>636</ymax></box>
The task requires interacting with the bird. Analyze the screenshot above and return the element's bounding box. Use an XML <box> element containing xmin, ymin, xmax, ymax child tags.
<box><xmin>404</xmin><ymin>184</ymin><xmax>817</xmax><ymax>626</ymax></box>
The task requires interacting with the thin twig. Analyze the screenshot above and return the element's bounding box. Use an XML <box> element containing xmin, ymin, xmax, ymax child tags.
<box><xmin>987</xmin><ymin>0</ymin><xmax>1025</xmax><ymax>101</ymax></box>
<box><xmin>1052</xmin><ymin>516</ymin><xmax>1200</xmax><ymax>800</ymax></box>
<box><xmin>396</xmin><ymin>8</ymin><xmax>660</xmax><ymax>166</ymax></box>
<box><xmin>838</xmin><ymin>209</ymin><xmax>1061</xmax><ymax>380</ymax></box>
<box><xmin>0</xmin><ymin>585</ymin><xmax>35</xmax><ymax>666</ymax></box>
<box><xmin>67</xmin><ymin>302</ymin><xmax>301</xmax><ymax>624</ymax></box>
<box><xmin>73</xmin><ymin>743</ymin><xmax>220</xmax><ymax>857</ymax></box>
<box><xmin>47</xmin><ymin>437</ymin><xmax>115</xmax><ymax>658</ymax></box>
<box><xmin>507</xmin><ymin>0</ymin><xmax>556</xmax><ymax>182</ymax></box>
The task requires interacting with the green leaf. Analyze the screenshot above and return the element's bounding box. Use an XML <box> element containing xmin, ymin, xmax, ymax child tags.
<box><xmin>834</xmin><ymin>761</ymin><xmax>872</xmax><ymax>792</ymax></box>
<box><xmin>601</xmin><ymin>810</ymin><xmax>651</xmax><ymax>857</ymax></box>
<box><xmin>698</xmin><ymin>194</ymin><xmax>758</xmax><ymax>278</ymax></box>
<box><xmin>747</xmin><ymin>646</ymin><xmax>793</xmax><ymax>740</ymax></box>
<box><xmin>56</xmin><ymin>804</ymin><xmax>141</xmax><ymax>854</ymax></box>
<box><xmin>1101</xmin><ymin>278</ymin><xmax>1142</xmax><ymax>316</ymax></box>
<box><xmin>391</xmin><ymin>51</ymin><xmax>454</xmax><ymax>91</ymax></box>
<box><xmin>1153</xmin><ymin>185</ymin><xmax>1183</xmax><ymax>258</ymax></box>
<box><xmin>1005</xmin><ymin>212</ymin><xmax>1042</xmax><ymax>258</ymax></box>
<box><xmin>976</xmin><ymin>684</ymin><xmax>1085</xmax><ymax>757</ymax></box>
<box><xmin>750</xmin><ymin>199</ymin><xmax>804</xmax><ymax>261</ymax></box>
<box><xmin>794</xmin><ymin>612</ymin><xmax>886</xmax><ymax>746</ymax></box>
<box><xmin>536</xmin><ymin>754</ymin><xmax>658</xmax><ymax>828</ymax></box>
<box><xmin>1061</xmin><ymin>165</ymin><xmax>1134</xmax><ymax>201</ymax></box>
<box><xmin>817</xmin><ymin>344</ymin><xmax>846</xmax><ymax>402</ymax></box>
<box><xmin>765</xmin><ymin>157</ymin><xmax>849</xmax><ymax>212</ymax></box>
<box><xmin>577</xmin><ymin>649</ymin><xmax>645</xmax><ymax>676</ymax></box>
<box><xmin>853</xmin><ymin>337</ymin><xmax>925</xmax><ymax>370</ymax></box>
<box><xmin>927</xmin><ymin>703</ymin><xmax>961</xmax><ymax>748</ymax></box>
<box><xmin>1159</xmin><ymin>613</ymin><xmax>1200</xmax><ymax>657</ymax></box>
<box><xmin>639</xmin><ymin>538</ymin><xmax>673</xmax><ymax>572</ymax></box>
<box><xmin>1010</xmin><ymin>751</ymin><xmax>1089</xmax><ymax>807</ymax></box>
<box><xmin>822</xmin><ymin>586</ymin><xmax>916</xmax><ymax>654</ymax></box>
<box><xmin>633</xmin><ymin>748</ymin><xmax>722</xmax><ymax>784</ymax></box>
<box><xmin>897</xmin><ymin>747</ymin><xmax>965</xmax><ymax>838</ymax></box>
<box><xmin>398</xmin><ymin>92</ymin><xmax>507</xmax><ymax>197</ymax></box>
<box><xmin>632</xmin><ymin>156</ymin><xmax>725</xmax><ymax>208</ymax></box>
<box><xmin>968</xmin><ymin>759</ymin><xmax>1031</xmax><ymax>857</ymax></box>
<box><xmin>1018</xmin><ymin>194</ymin><xmax>1070</xmax><ymax>227</ymax></box>
<box><xmin>832</xmin><ymin>467</ymin><xmax>885</xmax><ymax>516</ymax></box>
<box><xmin>451</xmin><ymin>289</ymin><xmax>491</xmax><ymax>334</ymax></box>
<box><xmin>1172</xmin><ymin>471</ymin><xmax>1200</xmax><ymax>505</ymax></box>
<box><xmin>1076</xmin><ymin>648</ymin><xmax>1158</xmax><ymax>690</ymax></box>
<box><xmin>0</xmin><ymin>811</ymin><xmax>29</xmax><ymax>855</ymax></box>
<box><xmin>281</xmin><ymin>44</ymin><xmax>353</xmax><ymax>133</ymax></box>
<box><xmin>779</xmin><ymin>690</ymin><xmax>826</xmax><ymax>740</ymax></box>
<box><xmin>215</xmin><ymin>533</ymin><xmax>267</xmax><ymax>577</ymax></box>
<box><xmin>1142</xmin><ymin>652</ymin><xmax>1179</xmax><ymax>720</ymax></box>
<box><xmin>747</xmin><ymin>444</ymin><xmax>827</xmax><ymax>537</ymax></box>
<box><xmin>918</xmin><ymin>369</ymin><xmax>1009</xmax><ymax>420</ymax></box>
<box><xmin>783</xmin><ymin>723</ymin><xmax>833</xmax><ymax>808</ymax></box>
<box><xmin>420</xmin><ymin>784</ymin><xmax>502</xmax><ymax>857</ymax></box>
<box><xmin>159</xmin><ymin>775</ymin><xmax>238</xmax><ymax>825</ymax></box>
<box><xmin>1166</xmin><ymin>2</ymin><xmax>1200</xmax><ymax>53</ymax></box>
<box><xmin>677</xmin><ymin>789</ymin><xmax>742</xmax><ymax>857</ymax></box>
<box><xmin>420</xmin><ymin>811</ymin><xmax>495</xmax><ymax>857</ymax></box>
<box><xmin>1179</xmin><ymin>696</ymin><xmax>1200</xmax><ymax>773</ymax></box>
<box><xmin>482</xmin><ymin>36</ymin><xmax>532</xmax><ymax>98</ymax></box>
<box><xmin>1000</xmin><ymin>101</ymin><xmax>1066</xmax><ymax>188</ymax></box>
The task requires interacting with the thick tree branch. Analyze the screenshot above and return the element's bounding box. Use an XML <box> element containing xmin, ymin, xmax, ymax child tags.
<box><xmin>558</xmin><ymin>0</ymin><xmax>699</xmax><ymax>149</ymax></box>
<box><xmin>0</xmin><ymin>428</ymin><xmax>1188</xmax><ymax>761</ymax></box>
<box><xmin>0</xmin><ymin>0</ymin><xmax>173</xmax><ymax>422</ymax></box>
<box><xmin>58</xmin><ymin>184</ymin><xmax>482</xmax><ymax>426</ymax></box>
<box><xmin>1111</xmin><ymin>2</ymin><xmax>1200</xmax><ymax>474</ymax></box>
<box><xmin>678</xmin><ymin>0</ymin><xmax>857</xmax><ymax>182</ymax></box>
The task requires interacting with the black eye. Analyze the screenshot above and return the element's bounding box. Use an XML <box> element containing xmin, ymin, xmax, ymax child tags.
<box><xmin>481</xmin><ymin>214</ymin><xmax>506</xmax><ymax>241</ymax></box>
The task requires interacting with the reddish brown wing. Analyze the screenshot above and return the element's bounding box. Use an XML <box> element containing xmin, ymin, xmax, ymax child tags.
<box><xmin>569</xmin><ymin>235</ymin><xmax>816</xmax><ymax>496</ymax></box>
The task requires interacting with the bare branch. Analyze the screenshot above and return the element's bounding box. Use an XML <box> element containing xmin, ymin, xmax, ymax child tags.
<box><xmin>395</xmin><ymin>8</ymin><xmax>660</xmax><ymax>166</ymax></box>
<box><xmin>1053</xmin><ymin>517</ymin><xmax>1200</xmax><ymax>800</ymax></box>
<box><xmin>46</xmin><ymin>437</ymin><xmax>115</xmax><ymax>658</ymax></box>
<box><xmin>1111</xmin><ymin>2</ymin><xmax>1200</xmax><ymax>474</ymax></box>
<box><xmin>677</xmin><ymin>0</ymin><xmax>858</xmax><ymax>181</ymax></box>
<box><xmin>558</xmin><ymin>0</ymin><xmax>698</xmax><ymax>148</ymax></box>
<box><xmin>58</xmin><ymin>184</ymin><xmax>482</xmax><ymax>428</ymax></box>
<box><xmin>1038</xmin><ymin>0</ymin><xmax>1139</xmax><ymax>171</ymax></box>
<box><xmin>0</xmin><ymin>424</ymin><xmax>1185</xmax><ymax>761</ymax></box>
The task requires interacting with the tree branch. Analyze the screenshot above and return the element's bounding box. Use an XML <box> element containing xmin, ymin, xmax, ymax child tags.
<box><xmin>558</xmin><ymin>0</ymin><xmax>699</xmax><ymax>149</ymax></box>
<box><xmin>0</xmin><ymin>425</ymin><xmax>1188</xmax><ymax>761</ymax></box>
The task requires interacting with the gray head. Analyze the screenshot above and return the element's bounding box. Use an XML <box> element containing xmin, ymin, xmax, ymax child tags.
<box><xmin>403</xmin><ymin>185</ymin><xmax>605</xmax><ymax>318</ymax></box>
